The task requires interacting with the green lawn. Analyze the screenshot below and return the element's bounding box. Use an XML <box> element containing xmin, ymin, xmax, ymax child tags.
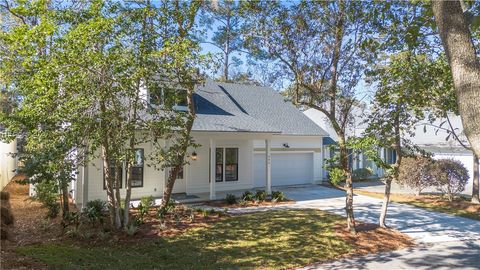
<box><xmin>18</xmin><ymin>209</ymin><xmax>353</xmax><ymax>270</ymax></box>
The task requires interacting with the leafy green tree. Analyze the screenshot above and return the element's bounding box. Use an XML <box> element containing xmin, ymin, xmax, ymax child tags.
<box><xmin>0</xmin><ymin>0</ymin><xmax>205</xmax><ymax>229</ymax></box>
<box><xmin>242</xmin><ymin>0</ymin><xmax>380</xmax><ymax>234</ymax></box>
<box><xmin>361</xmin><ymin>52</ymin><xmax>437</xmax><ymax>227</ymax></box>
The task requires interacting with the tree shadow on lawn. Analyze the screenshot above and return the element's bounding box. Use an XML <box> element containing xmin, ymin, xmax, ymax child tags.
<box><xmin>18</xmin><ymin>209</ymin><xmax>355</xmax><ymax>270</ymax></box>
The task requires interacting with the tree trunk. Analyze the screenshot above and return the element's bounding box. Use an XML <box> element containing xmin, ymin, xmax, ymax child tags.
<box><xmin>161</xmin><ymin>164</ymin><xmax>181</xmax><ymax>208</ymax></box>
<box><xmin>61</xmin><ymin>182</ymin><xmax>69</xmax><ymax>220</ymax></box>
<box><xmin>472</xmin><ymin>154</ymin><xmax>479</xmax><ymax>204</ymax></box>
<box><xmin>114</xmin><ymin>163</ymin><xmax>122</xmax><ymax>229</ymax></box>
<box><xmin>223</xmin><ymin>12</ymin><xmax>231</xmax><ymax>82</ymax></box>
<box><xmin>101</xmin><ymin>146</ymin><xmax>116</xmax><ymax>228</ymax></box>
<box><xmin>379</xmin><ymin>112</ymin><xmax>402</xmax><ymax>228</ymax></box>
<box><xmin>123</xmin><ymin>148</ymin><xmax>134</xmax><ymax>227</ymax></box>
<box><xmin>339</xmin><ymin>135</ymin><xmax>356</xmax><ymax>234</ymax></box>
<box><xmin>432</xmin><ymin>1</ymin><xmax>480</xmax><ymax>159</ymax></box>
<box><xmin>379</xmin><ymin>176</ymin><xmax>392</xmax><ymax>228</ymax></box>
<box><xmin>160</xmin><ymin>84</ymin><xmax>196</xmax><ymax>210</ymax></box>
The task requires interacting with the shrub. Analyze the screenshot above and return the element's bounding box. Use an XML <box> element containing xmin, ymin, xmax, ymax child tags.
<box><xmin>157</xmin><ymin>207</ymin><xmax>168</xmax><ymax>220</ymax></box>
<box><xmin>138</xmin><ymin>196</ymin><xmax>155</xmax><ymax>222</ymax></box>
<box><xmin>65</xmin><ymin>227</ymin><xmax>81</xmax><ymax>239</ymax></box>
<box><xmin>431</xmin><ymin>159</ymin><xmax>469</xmax><ymax>201</ymax></box>
<box><xmin>225</xmin><ymin>194</ymin><xmax>237</xmax><ymax>205</ymax></box>
<box><xmin>0</xmin><ymin>206</ymin><xmax>14</xmax><ymax>225</ymax></box>
<box><xmin>34</xmin><ymin>180</ymin><xmax>60</xmax><ymax>219</ymax></box>
<box><xmin>271</xmin><ymin>191</ymin><xmax>286</xmax><ymax>202</ymax></box>
<box><xmin>0</xmin><ymin>191</ymin><xmax>10</xmax><ymax>201</ymax></box>
<box><xmin>165</xmin><ymin>198</ymin><xmax>176</xmax><ymax>212</ymax></box>
<box><xmin>398</xmin><ymin>156</ymin><xmax>435</xmax><ymax>195</ymax></box>
<box><xmin>84</xmin><ymin>199</ymin><xmax>105</xmax><ymax>225</ymax></box>
<box><xmin>187</xmin><ymin>209</ymin><xmax>195</xmax><ymax>222</ymax></box>
<box><xmin>328</xmin><ymin>167</ymin><xmax>346</xmax><ymax>186</ymax></box>
<box><xmin>255</xmin><ymin>190</ymin><xmax>267</xmax><ymax>202</ymax></box>
<box><xmin>242</xmin><ymin>191</ymin><xmax>254</xmax><ymax>201</ymax></box>
<box><xmin>173</xmin><ymin>212</ymin><xmax>182</xmax><ymax>226</ymax></box>
<box><xmin>125</xmin><ymin>223</ymin><xmax>139</xmax><ymax>236</ymax></box>
<box><xmin>352</xmin><ymin>168</ymin><xmax>373</xmax><ymax>181</ymax></box>
<box><xmin>140</xmin><ymin>196</ymin><xmax>155</xmax><ymax>208</ymax></box>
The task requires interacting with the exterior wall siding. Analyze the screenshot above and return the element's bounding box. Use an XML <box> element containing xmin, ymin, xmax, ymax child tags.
<box><xmin>81</xmin><ymin>134</ymin><xmax>324</xmax><ymax>202</ymax></box>
<box><xmin>186</xmin><ymin>138</ymin><xmax>254</xmax><ymax>194</ymax></box>
<box><xmin>0</xmin><ymin>139</ymin><xmax>17</xmax><ymax>191</ymax></box>
<box><xmin>86</xmin><ymin>140</ymin><xmax>165</xmax><ymax>202</ymax></box>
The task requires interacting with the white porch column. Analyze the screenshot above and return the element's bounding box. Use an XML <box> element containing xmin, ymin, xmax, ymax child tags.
<box><xmin>209</xmin><ymin>138</ymin><xmax>216</xmax><ymax>200</ymax></box>
<box><xmin>265</xmin><ymin>139</ymin><xmax>272</xmax><ymax>195</ymax></box>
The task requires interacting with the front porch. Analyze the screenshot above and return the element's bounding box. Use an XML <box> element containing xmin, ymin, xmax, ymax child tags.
<box><xmin>181</xmin><ymin>132</ymin><xmax>275</xmax><ymax>201</ymax></box>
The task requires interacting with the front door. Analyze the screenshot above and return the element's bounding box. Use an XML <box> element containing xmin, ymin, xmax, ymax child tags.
<box><xmin>172</xmin><ymin>166</ymin><xmax>186</xmax><ymax>194</ymax></box>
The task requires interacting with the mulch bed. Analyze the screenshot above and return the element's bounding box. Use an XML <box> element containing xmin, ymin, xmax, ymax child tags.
<box><xmin>354</xmin><ymin>189</ymin><xmax>480</xmax><ymax>218</ymax></box>
<box><xmin>204</xmin><ymin>199</ymin><xmax>294</xmax><ymax>208</ymax></box>
<box><xmin>335</xmin><ymin>223</ymin><xmax>414</xmax><ymax>257</ymax></box>
<box><xmin>127</xmin><ymin>207</ymin><xmax>227</xmax><ymax>240</ymax></box>
<box><xmin>1</xmin><ymin>175</ymin><xmax>52</xmax><ymax>270</ymax></box>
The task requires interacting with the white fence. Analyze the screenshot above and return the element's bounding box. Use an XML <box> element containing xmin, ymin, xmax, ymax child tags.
<box><xmin>0</xmin><ymin>139</ymin><xmax>17</xmax><ymax>190</ymax></box>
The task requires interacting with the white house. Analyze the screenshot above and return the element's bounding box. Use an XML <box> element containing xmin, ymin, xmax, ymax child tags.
<box><xmin>73</xmin><ymin>80</ymin><xmax>328</xmax><ymax>207</ymax></box>
<box><xmin>412</xmin><ymin>114</ymin><xmax>476</xmax><ymax>194</ymax></box>
<box><xmin>304</xmin><ymin>107</ymin><xmax>477</xmax><ymax>196</ymax></box>
<box><xmin>0</xmin><ymin>138</ymin><xmax>17</xmax><ymax>190</ymax></box>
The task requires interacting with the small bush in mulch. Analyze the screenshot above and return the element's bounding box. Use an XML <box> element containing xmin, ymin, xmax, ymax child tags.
<box><xmin>242</xmin><ymin>191</ymin><xmax>254</xmax><ymax>201</ymax></box>
<box><xmin>225</xmin><ymin>194</ymin><xmax>237</xmax><ymax>205</ymax></box>
<box><xmin>1</xmin><ymin>191</ymin><xmax>10</xmax><ymax>200</ymax></box>
<box><xmin>255</xmin><ymin>190</ymin><xmax>267</xmax><ymax>202</ymax></box>
<box><xmin>1</xmin><ymin>191</ymin><xmax>13</xmax><ymax>240</ymax></box>
<box><xmin>207</xmin><ymin>191</ymin><xmax>294</xmax><ymax>208</ymax></box>
<box><xmin>1</xmin><ymin>205</ymin><xmax>14</xmax><ymax>225</ymax></box>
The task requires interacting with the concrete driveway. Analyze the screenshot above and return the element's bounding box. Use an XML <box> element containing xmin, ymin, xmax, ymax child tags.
<box><xmin>225</xmin><ymin>185</ymin><xmax>480</xmax><ymax>269</ymax></box>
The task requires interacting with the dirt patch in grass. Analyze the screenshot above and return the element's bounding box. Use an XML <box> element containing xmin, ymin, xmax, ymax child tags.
<box><xmin>354</xmin><ymin>190</ymin><xmax>480</xmax><ymax>221</ymax></box>
<box><xmin>1</xmin><ymin>175</ymin><xmax>53</xmax><ymax>270</ymax></box>
<box><xmin>335</xmin><ymin>223</ymin><xmax>414</xmax><ymax>258</ymax></box>
<box><xmin>127</xmin><ymin>207</ymin><xmax>227</xmax><ymax>240</ymax></box>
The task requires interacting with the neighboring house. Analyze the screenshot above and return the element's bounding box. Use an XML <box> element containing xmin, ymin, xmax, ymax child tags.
<box><xmin>73</xmin><ymin>80</ymin><xmax>328</xmax><ymax>207</ymax></box>
<box><xmin>413</xmin><ymin>114</ymin><xmax>475</xmax><ymax>194</ymax></box>
<box><xmin>304</xmin><ymin>107</ymin><xmax>475</xmax><ymax>194</ymax></box>
<box><xmin>0</xmin><ymin>137</ymin><xmax>17</xmax><ymax>190</ymax></box>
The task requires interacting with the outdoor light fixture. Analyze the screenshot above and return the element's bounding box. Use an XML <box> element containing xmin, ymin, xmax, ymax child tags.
<box><xmin>283</xmin><ymin>143</ymin><xmax>290</xmax><ymax>148</ymax></box>
<box><xmin>191</xmin><ymin>151</ymin><xmax>198</xmax><ymax>160</ymax></box>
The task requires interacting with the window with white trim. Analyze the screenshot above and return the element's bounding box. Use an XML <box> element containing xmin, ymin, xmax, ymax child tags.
<box><xmin>131</xmin><ymin>149</ymin><xmax>144</xmax><ymax>188</ymax></box>
<box><xmin>213</xmin><ymin>148</ymin><xmax>238</xmax><ymax>182</ymax></box>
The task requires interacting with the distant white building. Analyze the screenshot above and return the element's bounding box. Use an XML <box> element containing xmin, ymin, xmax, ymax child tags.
<box><xmin>412</xmin><ymin>114</ymin><xmax>475</xmax><ymax>194</ymax></box>
<box><xmin>0</xmin><ymin>137</ymin><xmax>17</xmax><ymax>190</ymax></box>
<box><xmin>304</xmin><ymin>108</ymin><xmax>476</xmax><ymax>195</ymax></box>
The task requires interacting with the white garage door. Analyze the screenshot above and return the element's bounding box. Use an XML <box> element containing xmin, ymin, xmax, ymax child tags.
<box><xmin>254</xmin><ymin>152</ymin><xmax>313</xmax><ymax>187</ymax></box>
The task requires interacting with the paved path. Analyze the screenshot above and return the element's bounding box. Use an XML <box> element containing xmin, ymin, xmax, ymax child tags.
<box><xmin>218</xmin><ymin>185</ymin><xmax>480</xmax><ymax>269</ymax></box>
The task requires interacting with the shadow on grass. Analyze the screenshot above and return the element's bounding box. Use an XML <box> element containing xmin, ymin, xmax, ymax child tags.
<box><xmin>18</xmin><ymin>209</ymin><xmax>353</xmax><ymax>270</ymax></box>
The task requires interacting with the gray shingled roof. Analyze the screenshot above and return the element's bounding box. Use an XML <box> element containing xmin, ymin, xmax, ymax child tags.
<box><xmin>192</xmin><ymin>80</ymin><xmax>328</xmax><ymax>136</ymax></box>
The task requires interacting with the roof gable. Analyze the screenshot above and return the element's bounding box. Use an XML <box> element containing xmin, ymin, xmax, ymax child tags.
<box><xmin>193</xmin><ymin>80</ymin><xmax>328</xmax><ymax>136</ymax></box>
